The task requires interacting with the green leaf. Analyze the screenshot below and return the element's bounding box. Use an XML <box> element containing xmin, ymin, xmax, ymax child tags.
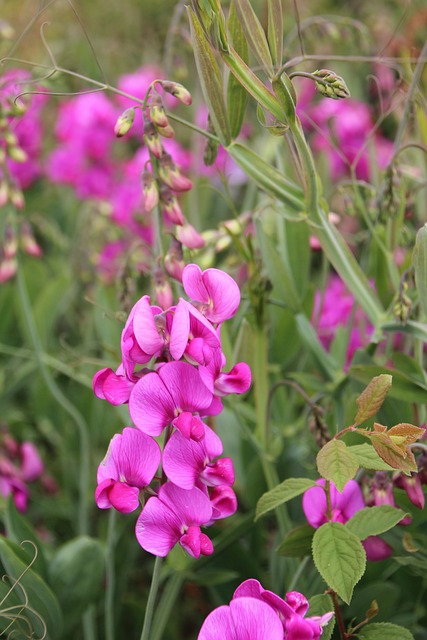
<box><xmin>233</xmin><ymin>0</ymin><xmax>273</xmax><ymax>73</ymax></box>
<box><xmin>346</xmin><ymin>506</ymin><xmax>407</xmax><ymax>540</ymax></box>
<box><xmin>228</xmin><ymin>142</ymin><xmax>304</xmax><ymax>210</ymax></box>
<box><xmin>312</xmin><ymin>522</ymin><xmax>366</xmax><ymax>604</ymax></box>
<box><xmin>187</xmin><ymin>7</ymin><xmax>231</xmax><ymax>146</ymax></box>
<box><xmin>354</xmin><ymin>374</ymin><xmax>392</xmax><ymax>425</ymax></box>
<box><xmin>267</xmin><ymin>0</ymin><xmax>283</xmax><ymax>67</ymax></box>
<box><xmin>255</xmin><ymin>477</ymin><xmax>316</xmax><ymax>520</ymax></box>
<box><xmin>308</xmin><ymin>594</ymin><xmax>335</xmax><ymax>640</ymax></box>
<box><xmin>381</xmin><ymin>319</ymin><xmax>427</xmax><ymax>342</ymax></box>
<box><xmin>227</xmin><ymin>0</ymin><xmax>249</xmax><ymax>138</ymax></box>
<box><xmin>276</xmin><ymin>524</ymin><xmax>314</xmax><ymax>557</ymax></box>
<box><xmin>4</xmin><ymin>496</ymin><xmax>48</xmax><ymax>580</ymax></box>
<box><xmin>48</xmin><ymin>536</ymin><xmax>105</xmax><ymax>633</ymax></box>
<box><xmin>316</xmin><ymin>439</ymin><xmax>359</xmax><ymax>491</ymax></box>
<box><xmin>295</xmin><ymin>314</ymin><xmax>343</xmax><ymax>382</ymax></box>
<box><xmin>357</xmin><ymin>622</ymin><xmax>415</xmax><ymax>639</ymax></box>
<box><xmin>413</xmin><ymin>223</ymin><xmax>427</xmax><ymax>320</ymax></box>
<box><xmin>348</xmin><ymin>444</ymin><xmax>394</xmax><ymax>471</ymax></box>
<box><xmin>0</xmin><ymin>537</ymin><xmax>63</xmax><ymax>639</ymax></box>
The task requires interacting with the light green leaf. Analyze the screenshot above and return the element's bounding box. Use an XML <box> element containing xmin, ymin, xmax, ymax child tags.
<box><xmin>312</xmin><ymin>522</ymin><xmax>366</xmax><ymax>604</ymax></box>
<box><xmin>308</xmin><ymin>594</ymin><xmax>335</xmax><ymax>640</ymax></box>
<box><xmin>234</xmin><ymin>0</ymin><xmax>273</xmax><ymax>73</ymax></box>
<box><xmin>381</xmin><ymin>320</ymin><xmax>427</xmax><ymax>342</ymax></box>
<box><xmin>187</xmin><ymin>7</ymin><xmax>231</xmax><ymax>146</ymax></box>
<box><xmin>316</xmin><ymin>439</ymin><xmax>359</xmax><ymax>491</ymax></box>
<box><xmin>49</xmin><ymin>536</ymin><xmax>105</xmax><ymax>633</ymax></box>
<box><xmin>348</xmin><ymin>444</ymin><xmax>394</xmax><ymax>471</ymax></box>
<box><xmin>346</xmin><ymin>506</ymin><xmax>407</xmax><ymax>540</ymax></box>
<box><xmin>357</xmin><ymin>622</ymin><xmax>415</xmax><ymax>639</ymax></box>
<box><xmin>276</xmin><ymin>524</ymin><xmax>314</xmax><ymax>557</ymax></box>
<box><xmin>255</xmin><ymin>477</ymin><xmax>316</xmax><ymax>520</ymax></box>
<box><xmin>354</xmin><ymin>374</ymin><xmax>392</xmax><ymax>425</ymax></box>
<box><xmin>0</xmin><ymin>537</ymin><xmax>63</xmax><ymax>639</ymax></box>
<box><xmin>227</xmin><ymin>0</ymin><xmax>249</xmax><ymax>138</ymax></box>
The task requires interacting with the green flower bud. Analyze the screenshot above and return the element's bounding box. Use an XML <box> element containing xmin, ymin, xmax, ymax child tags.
<box><xmin>313</xmin><ymin>69</ymin><xmax>350</xmax><ymax>100</ymax></box>
<box><xmin>114</xmin><ymin>107</ymin><xmax>135</xmax><ymax>137</ymax></box>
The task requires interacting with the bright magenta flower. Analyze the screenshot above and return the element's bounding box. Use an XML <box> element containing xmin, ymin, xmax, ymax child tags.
<box><xmin>182</xmin><ymin>264</ymin><xmax>241</xmax><ymax>323</ymax></box>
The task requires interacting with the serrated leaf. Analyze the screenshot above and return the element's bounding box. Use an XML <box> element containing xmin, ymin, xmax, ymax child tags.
<box><xmin>187</xmin><ymin>7</ymin><xmax>231</xmax><ymax>146</ymax></box>
<box><xmin>0</xmin><ymin>537</ymin><xmax>63</xmax><ymax>639</ymax></box>
<box><xmin>308</xmin><ymin>594</ymin><xmax>335</xmax><ymax>640</ymax></box>
<box><xmin>413</xmin><ymin>223</ymin><xmax>427</xmax><ymax>320</ymax></box>
<box><xmin>312</xmin><ymin>522</ymin><xmax>366</xmax><ymax>604</ymax></box>
<box><xmin>354</xmin><ymin>374</ymin><xmax>392</xmax><ymax>425</ymax></box>
<box><xmin>276</xmin><ymin>524</ymin><xmax>314</xmax><ymax>557</ymax></box>
<box><xmin>357</xmin><ymin>622</ymin><xmax>415</xmax><ymax>639</ymax></box>
<box><xmin>234</xmin><ymin>0</ymin><xmax>273</xmax><ymax>73</ymax></box>
<box><xmin>316</xmin><ymin>440</ymin><xmax>359</xmax><ymax>492</ymax></box>
<box><xmin>348</xmin><ymin>444</ymin><xmax>394</xmax><ymax>471</ymax></box>
<box><xmin>346</xmin><ymin>506</ymin><xmax>407</xmax><ymax>540</ymax></box>
<box><xmin>255</xmin><ymin>477</ymin><xmax>316</xmax><ymax>520</ymax></box>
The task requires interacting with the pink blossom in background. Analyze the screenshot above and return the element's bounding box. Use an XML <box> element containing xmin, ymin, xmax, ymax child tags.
<box><xmin>0</xmin><ymin>431</ymin><xmax>44</xmax><ymax>512</ymax></box>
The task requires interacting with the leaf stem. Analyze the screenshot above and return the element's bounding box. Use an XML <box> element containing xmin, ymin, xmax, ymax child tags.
<box><xmin>140</xmin><ymin>556</ymin><xmax>163</xmax><ymax>640</ymax></box>
<box><xmin>105</xmin><ymin>509</ymin><xmax>117</xmax><ymax>640</ymax></box>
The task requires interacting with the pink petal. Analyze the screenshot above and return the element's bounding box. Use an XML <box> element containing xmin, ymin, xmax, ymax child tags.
<box><xmin>201</xmin><ymin>458</ymin><xmax>234</xmax><ymax>486</ymax></box>
<box><xmin>159</xmin><ymin>483</ymin><xmax>212</xmax><ymax>526</ymax></box>
<box><xmin>198</xmin><ymin>598</ymin><xmax>284</xmax><ymax>640</ymax></box>
<box><xmin>362</xmin><ymin>535</ymin><xmax>393</xmax><ymax>561</ymax></box>
<box><xmin>302</xmin><ymin>485</ymin><xmax>328</xmax><ymax>528</ymax></box>
<box><xmin>129</xmin><ymin>370</ymin><xmax>175</xmax><ymax>435</ymax></box>
<box><xmin>158</xmin><ymin>361</ymin><xmax>214</xmax><ymax>414</ymax></box>
<box><xmin>209</xmin><ymin>486</ymin><xmax>238</xmax><ymax>521</ymax></box>
<box><xmin>286</xmin><ymin>614</ymin><xmax>322</xmax><ymax>640</ymax></box>
<box><xmin>215</xmin><ymin>362</ymin><xmax>252</xmax><ymax>396</ymax></box>
<box><xmin>136</xmin><ymin>495</ymin><xmax>181</xmax><ymax>556</ymax></box>
<box><xmin>169</xmin><ymin>299</ymin><xmax>190</xmax><ymax>361</ymax></box>
<box><xmin>336</xmin><ymin>480</ymin><xmax>365</xmax><ymax>520</ymax></box>
<box><xmin>132</xmin><ymin>296</ymin><xmax>166</xmax><ymax>355</ymax></box>
<box><xmin>180</xmin><ymin>525</ymin><xmax>206</xmax><ymax>558</ymax></box>
<box><xmin>200</xmin><ymin>268</ymin><xmax>241</xmax><ymax>322</ymax></box>
<box><xmin>285</xmin><ymin>592</ymin><xmax>309</xmax><ymax>616</ymax></box>
<box><xmin>182</xmin><ymin>264</ymin><xmax>210</xmax><ymax>304</ymax></box>
<box><xmin>20</xmin><ymin>442</ymin><xmax>44</xmax><ymax>482</ymax></box>
<box><xmin>95</xmin><ymin>478</ymin><xmax>116</xmax><ymax>509</ymax></box>
<box><xmin>108</xmin><ymin>482</ymin><xmax>140</xmax><ymax>513</ymax></box>
<box><xmin>163</xmin><ymin>431</ymin><xmax>205</xmax><ymax>489</ymax></box>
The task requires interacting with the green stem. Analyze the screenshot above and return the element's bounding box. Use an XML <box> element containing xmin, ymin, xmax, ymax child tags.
<box><xmin>253</xmin><ymin>326</ymin><xmax>269</xmax><ymax>448</ymax></box>
<box><xmin>105</xmin><ymin>509</ymin><xmax>117</xmax><ymax>640</ymax></box>
<box><xmin>16</xmin><ymin>263</ymin><xmax>90</xmax><ymax>537</ymax></box>
<box><xmin>140</xmin><ymin>556</ymin><xmax>163</xmax><ymax>640</ymax></box>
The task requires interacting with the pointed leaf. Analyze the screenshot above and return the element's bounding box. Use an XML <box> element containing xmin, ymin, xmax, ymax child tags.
<box><xmin>354</xmin><ymin>374</ymin><xmax>392</xmax><ymax>425</ymax></box>
<box><xmin>312</xmin><ymin>522</ymin><xmax>366</xmax><ymax>604</ymax></box>
<box><xmin>316</xmin><ymin>440</ymin><xmax>359</xmax><ymax>492</ymax></box>
<box><xmin>357</xmin><ymin>622</ymin><xmax>415</xmax><ymax>640</ymax></box>
<box><xmin>345</xmin><ymin>506</ymin><xmax>407</xmax><ymax>540</ymax></box>
<box><xmin>234</xmin><ymin>0</ymin><xmax>273</xmax><ymax>73</ymax></box>
<box><xmin>255</xmin><ymin>477</ymin><xmax>316</xmax><ymax>520</ymax></box>
<box><xmin>227</xmin><ymin>1</ymin><xmax>249</xmax><ymax>138</ymax></box>
<box><xmin>413</xmin><ymin>223</ymin><xmax>427</xmax><ymax>320</ymax></box>
<box><xmin>348</xmin><ymin>444</ymin><xmax>394</xmax><ymax>471</ymax></box>
<box><xmin>370</xmin><ymin>435</ymin><xmax>418</xmax><ymax>473</ymax></box>
<box><xmin>188</xmin><ymin>7</ymin><xmax>231</xmax><ymax>146</ymax></box>
<box><xmin>267</xmin><ymin>0</ymin><xmax>283</xmax><ymax>67</ymax></box>
<box><xmin>349</xmin><ymin>364</ymin><xmax>427</xmax><ymax>404</ymax></box>
<box><xmin>276</xmin><ymin>524</ymin><xmax>314</xmax><ymax>557</ymax></box>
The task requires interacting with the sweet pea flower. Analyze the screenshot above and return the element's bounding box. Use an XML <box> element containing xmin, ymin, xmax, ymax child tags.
<box><xmin>199</xmin><ymin>347</ymin><xmax>252</xmax><ymax>397</ymax></box>
<box><xmin>95</xmin><ymin>427</ymin><xmax>160</xmax><ymax>514</ymax></box>
<box><xmin>129</xmin><ymin>361</ymin><xmax>219</xmax><ymax>439</ymax></box>
<box><xmin>198</xmin><ymin>597</ymin><xmax>284</xmax><ymax>640</ymax></box>
<box><xmin>182</xmin><ymin>264</ymin><xmax>241</xmax><ymax>323</ymax></box>
<box><xmin>169</xmin><ymin>298</ymin><xmax>220</xmax><ymax>365</ymax></box>
<box><xmin>163</xmin><ymin>424</ymin><xmax>234</xmax><ymax>490</ymax></box>
<box><xmin>93</xmin><ymin>364</ymin><xmax>137</xmax><ymax>405</ymax></box>
<box><xmin>136</xmin><ymin>482</ymin><xmax>214</xmax><ymax>558</ymax></box>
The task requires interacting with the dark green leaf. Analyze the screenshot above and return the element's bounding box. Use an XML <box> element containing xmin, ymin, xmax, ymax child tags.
<box><xmin>276</xmin><ymin>524</ymin><xmax>314</xmax><ymax>557</ymax></box>
<box><xmin>4</xmin><ymin>496</ymin><xmax>48</xmax><ymax>580</ymax></box>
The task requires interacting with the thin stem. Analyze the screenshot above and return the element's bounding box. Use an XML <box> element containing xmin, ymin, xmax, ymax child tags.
<box><xmin>140</xmin><ymin>557</ymin><xmax>163</xmax><ymax>640</ymax></box>
<box><xmin>253</xmin><ymin>326</ymin><xmax>269</xmax><ymax>449</ymax></box>
<box><xmin>16</xmin><ymin>263</ymin><xmax>90</xmax><ymax>537</ymax></box>
<box><xmin>329</xmin><ymin>590</ymin><xmax>349</xmax><ymax>640</ymax></box>
<box><xmin>105</xmin><ymin>510</ymin><xmax>117</xmax><ymax>640</ymax></box>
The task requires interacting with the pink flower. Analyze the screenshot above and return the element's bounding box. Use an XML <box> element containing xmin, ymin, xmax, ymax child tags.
<box><xmin>96</xmin><ymin>427</ymin><xmax>160</xmax><ymax>513</ymax></box>
<box><xmin>136</xmin><ymin>482</ymin><xmax>214</xmax><ymax>557</ymax></box>
<box><xmin>169</xmin><ymin>298</ymin><xmax>220</xmax><ymax>365</ymax></box>
<box><xmin>198</xmin><ymin>597</ymin><xmax>284</xmax><ymax>639</ymax></box>
<box><xmin>92</xmin><ymin>365</ymin><xmax>136</xmax><ymax>406</ymax></box>
<box><xmin>163</xmin><ymin>424</ymin><xmax>234</xmax><ymax>490</ymax></box>
<box><xmin>182</xmin><ymin>264</ymin><xmax>241</xmax><ymax>323</ymax></box>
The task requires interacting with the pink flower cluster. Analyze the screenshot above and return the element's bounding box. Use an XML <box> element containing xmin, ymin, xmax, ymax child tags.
<box><xmin>296</xmin><ymin>78</ymin><xmax>393</xmax><ymax>181</ymax></box>
<box><xmin>93</xmin><ymin>264</ymin><xmax>251</xmax><ymax>557</ymax></box>
<box><xmin>198</xmin><ymin>579</ymin><xmax>333</xmax><ymax>639</ymax></box>
<box><xmin>0</xmin><ymin>428</ymin><xmax>45</xmax><ymax>512</ymax></box>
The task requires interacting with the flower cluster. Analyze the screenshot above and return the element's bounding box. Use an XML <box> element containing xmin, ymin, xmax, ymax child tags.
<box><xmin>0</xmin><ymin>427</ymin><xmax>45</xmax><ymax>512</ymax></box>
<box><xmin>197</xmin><ymin>579</ymin><xmax>333</xmax><ymax>639</ymax></box>
<box><xmin>93</xmin><ymin>264</ymin><xmax>251</xmax><ymax>557</ymax></box>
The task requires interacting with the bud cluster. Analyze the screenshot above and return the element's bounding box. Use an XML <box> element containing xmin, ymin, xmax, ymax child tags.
<box><xmin>0</xmin><ymin>222</ymin><xmax>42</xmax><ymax>283</ymax></box>
<box><xmin>312</xmin><ymin>69</ymin><xmax>351</xmax><ymax>100</ymax></box>
<box><xmin>93</xmin><ymin>264</ymin><xmax>251</xmax><ymax>558</ymax></box>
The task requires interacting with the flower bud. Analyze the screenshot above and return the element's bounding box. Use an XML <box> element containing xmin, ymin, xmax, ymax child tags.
<box><xmin>3</xmin><ymin>225</ymin><xmax>18</xmax><ymax>259</ymax></box>
<box><xmin>153</xmin><ymin>266</ymin><xmax>173</xmax><ymax>310</ymax></box>
<box><xmin>164</xmin><ymin>236</ymin><xmax>185</xmax><ymax>282</ymax></box>
<box><xmin>176</xmin><ymin>222</ymin><xmax>205</xmax><ymax>249</ymax></box>
<box><xmin>161</xmin><ymin>81</ymin><xmax>192</xmax><ymax>106</ymax></box>
<box><xmin>142</xmin><ymin>170</ymin><xmax>159</xmax><ymax>212</ymax></box>
<box><xmin>21</xmin><ymin>222</ymin><xmax>43</xmax><ymax>258</ymax></box>
<box><xmin>313</xmin><ymin>69</ymin><xmax>350</xmax><ymax>100</ymax></box>
<box><xmin>148</xmin><ymin>93</ymin><xmax>169</xmax><ymax>128</ymax></box>
<box><xmin>143</xmin><ymin>120</ymin><xmax>164</xmax><ymax>158</ymax></box>
<box><xmin>156</xmin><ymin>123</ymin><xmax>175</xmax><ymax>139</ymax></box>
<box><xmin>159</xmin><ymin>154</ymin><xmax>192</xmax><ymax>192</ymax></box>
<box><xmin>114</xmin><ymin>107</ymin><xmax>135</xmax><ymax>137</ymax></box>
<box><xmin>10</xmin><ymin>187</ymin><xmax>25</xmax><ymax>209</ymax></box>
<box><xmin>0</xmin><ymin>181</ymin><xmax>8</xmax><ymax>207</ymax></box>
<box><xmin>7</xmin><ymin>145</ymin><xmax>28</xmax><ymax>163</ymax></box>
<box><xmin>160</xmin><ymin>186</ymin><xmax>184</xmax><ymax>225</ymax></box>
<box><xmin>0</xmin><ymin>257</ymin><xmax>17</xmax><ymax>283</ymax></box>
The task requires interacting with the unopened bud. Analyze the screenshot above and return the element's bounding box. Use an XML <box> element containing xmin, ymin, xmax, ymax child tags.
<box><xmin>3</xmin><ymin>226</ymin><xmax>18</xmax><ymax>259</ymax></box>
<box><xmin>0</xmin><ymin>182</ymin><xmax>8</xmax><ymax>207</ymax></box>
<box><xmin>161</xmin><ymin>81</ymin><xmax>192</xmax><ymax>106</ymax></box>
<box><xmin>148</xmin><ymin>93</ymin><xmax>169</xmax><ymax>128</ymax></box>
<box><xmin>164</xmin><ymin>236</ymin><xmax>185</xmax><ymax>282</ymax></box>
<box><xmin>142</xmin><ymin>170</ymin><xmax>159</xmax><ymax>212</ymax></box>
<box><xmin>313</xmin><ymin>69</ymin><xmax>350</xmax><ymax>100</ymax></box>
<box><xmin>10</xmin><ymin>188</ymin><xmax>25</xmax><ymax>209</ymax></box>
<box><xmin>21</xmin><ymin>222</ymin><xmax>42</xmax><ymax>258</ymax></box>
<box><xmin>156</xmin><ymin>123</ymin><xmax>175</xmax><ymax>139</ymax></box>
<box><xmin>4</xmin><ymin>131</ymin><xmax>18</xmax><ymax>146</ymax></box>
<box><xmin>114</xmin><ymin>107</ymin><xmax>135</xmax><ymax>137</ymax></box>
<box><xmin>143</xmin><ymin>120</ymin><xmax>164</xmax><ymax>158</ymax></box>
<box><xmin>0</xmin><ymin>257</ymin><xmax>17</xmax><ymax>283</ymax></box>
<box><xmin>176</xmin><ymin>222</ymin><xmax>205</xmax><ymax>249</ymax></box>
<box><xmin>160</xmin><ymin>186</ymin><xmax>184</xmax><ymax>225</ymax></box>
<box><xmin>153</xmin><ymin>267</ymin><xmax>173</xmax><ymax>310</ymax></box>
<box><xmin>159</xmin><ymin>154</ymin><xmax>192</xmax><ymax>192</ymax></box>
<box><xmin>8</xmin><ymin>145</ymin><xmax>28</xmax><ymax>163</ymax></box>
